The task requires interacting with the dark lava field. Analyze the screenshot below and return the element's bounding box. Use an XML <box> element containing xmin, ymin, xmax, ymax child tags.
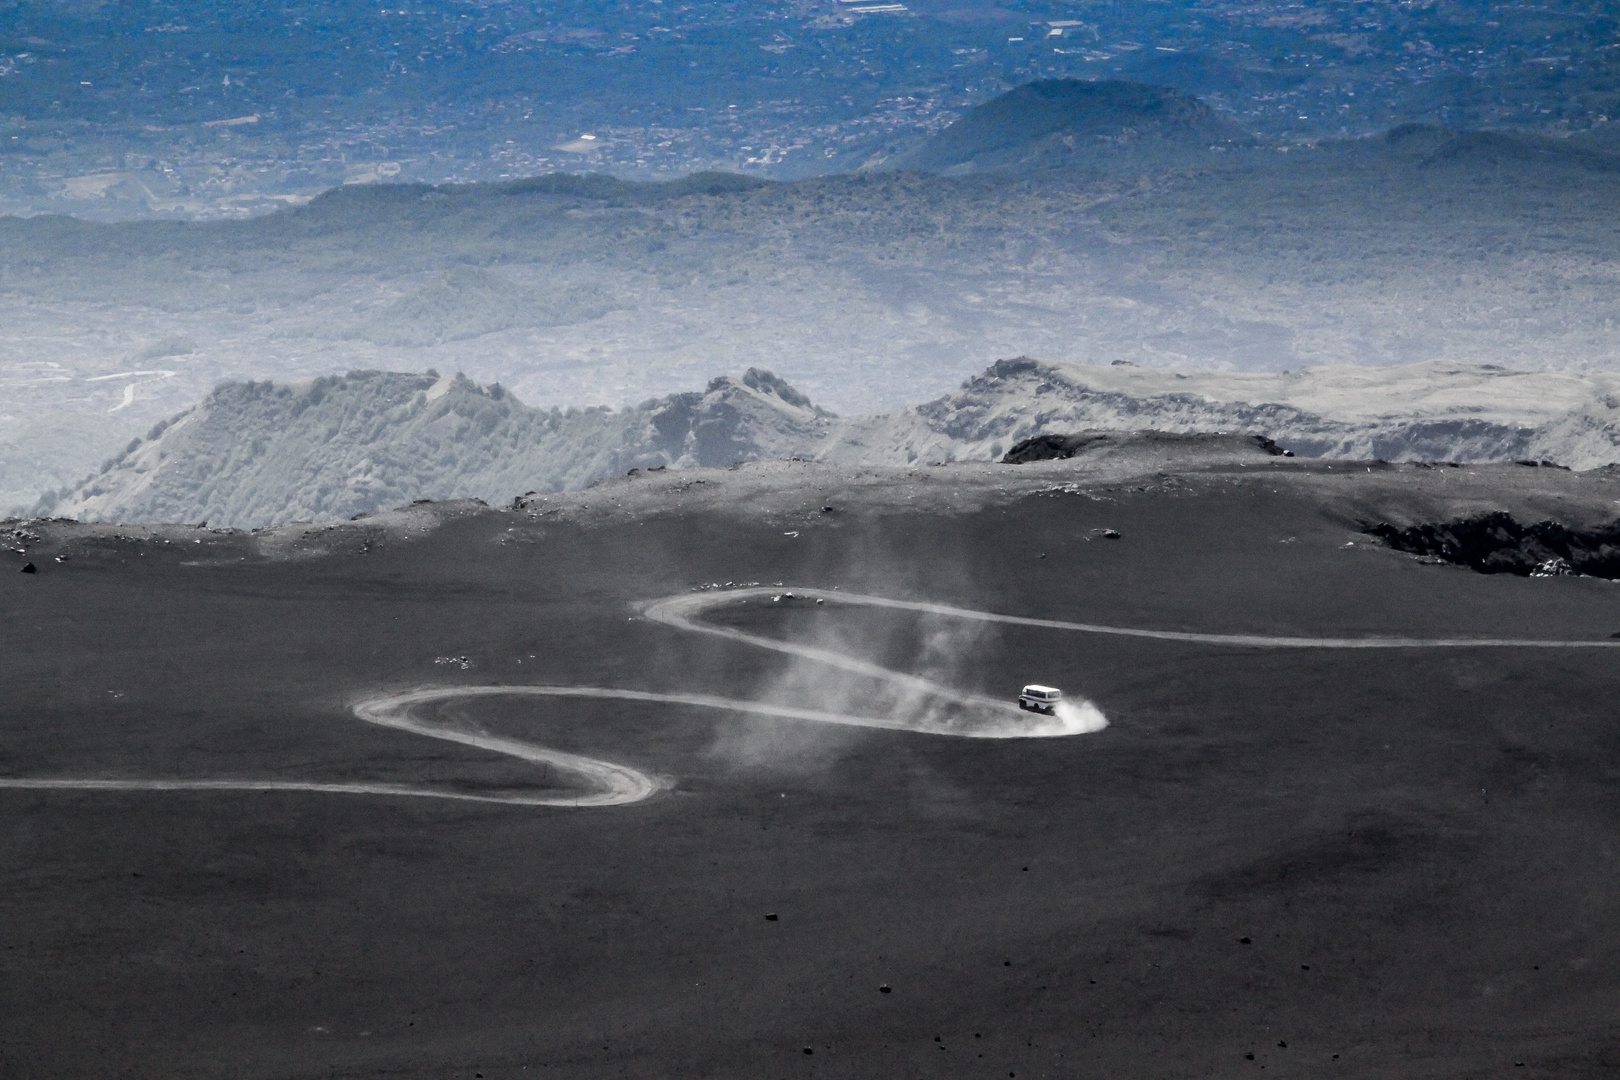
<box><xmin>3</xmin><ymin>447</ymin><xmax>1619</xmax><ymax>1079</ymax></box>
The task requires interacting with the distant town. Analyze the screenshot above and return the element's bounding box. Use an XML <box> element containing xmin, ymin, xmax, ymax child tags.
<box><xmin>1</xmin><ymin>0</ymin><xmax>1613</xmax><ymax>219</ymax></box>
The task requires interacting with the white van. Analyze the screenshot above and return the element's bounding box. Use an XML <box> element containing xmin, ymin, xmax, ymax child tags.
<box><xmin>1018</xmin><ymin>684</ymin><xmax>1062</xmax><ymax>715</ymax></box>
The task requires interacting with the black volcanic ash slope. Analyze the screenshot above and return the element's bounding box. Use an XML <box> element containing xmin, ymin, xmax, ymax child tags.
<box><xmin>10</xmin><ymin>456</ymin><xmax>1620</xmax><ymax>1079</ymax></box>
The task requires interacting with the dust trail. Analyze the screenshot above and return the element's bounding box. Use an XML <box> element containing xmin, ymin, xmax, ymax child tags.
<box><xmin>649</xmin><ymin>587</ymin><xmax>1620</xmax><ymax>650</ymax></box>
<box><xmin>0</xmin><ymin>678</ymin><xmax>1065</xmax><ymax>809</ymax></box>
<box><xmin>1054</xmin><ymin>699</ymin><xmax>1110</xmax><ymax>735</ymax></box>
<box><xmin>653</xmin><ymin>591</ymin><xmax>1108</xmax><ymax>753</ymax></box>
<box><xmin>23</xmin><ymin>578</ymin><xmax>1594</xmax><ymax>812</ymax></box>
<box><xmin>0</xmin><ymin>777</ymin><xmax>582</xmax><ymax>807</ymax></box>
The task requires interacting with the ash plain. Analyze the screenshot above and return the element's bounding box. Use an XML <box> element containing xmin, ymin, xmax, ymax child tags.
<box><xmin>3</xmin><ymin>447</ymin><xmax>1620</xmax><ymax>1078</ymax></box>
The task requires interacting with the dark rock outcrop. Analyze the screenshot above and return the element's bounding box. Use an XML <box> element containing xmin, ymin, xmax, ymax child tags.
<box><xmin>1366</xmin><ymin>511</ymin><xmax>1620</xmax><ymax>578</ymax></box>
<box><xmin>1000</xmin><ymin>432</ymin><xmax>1118</xmax><ymax>463</ymax></box>
<box><xmin>1003</xmin><ymin>430</ymin><xmax>1286</xmax><ymax>463</ymax></box>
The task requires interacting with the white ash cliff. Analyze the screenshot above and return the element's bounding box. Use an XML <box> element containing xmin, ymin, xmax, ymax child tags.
<box><xmin>39</xmin><ymin>357</ymin><xmax>1620</xmax><ymax>529</ymax></box>
<box><xmin>824</xmin><ymin>357</ymin><xmax>1620</xmax><ymax>468</ymax></box>
<box><xmin>45</xmin><ymin>368</ymin><xmax>833</xmax><ymax>529</ymax></box>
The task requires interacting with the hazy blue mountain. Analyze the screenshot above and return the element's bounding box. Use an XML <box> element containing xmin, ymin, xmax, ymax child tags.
<box><xmin>887</xmin><ymin>79</ymin><xmax>1254</xmax><ymax>174</ymax></box>
<box><xmin>1416</xmin><ymin>129</ymin><xmax>1620</xmax><ymax>174</ymax></box>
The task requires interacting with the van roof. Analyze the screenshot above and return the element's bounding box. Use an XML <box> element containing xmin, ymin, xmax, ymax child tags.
<box><xmin>1022</xmin><ymin>684</ymin><xmax>1061</xmax><ymax>696</ymax></box>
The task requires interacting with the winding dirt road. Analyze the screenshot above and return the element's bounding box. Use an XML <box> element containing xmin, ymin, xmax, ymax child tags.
<box><xmin>691</xmin><ymin>586</ymin><xmax>1620</xmax><ymax>650</ymax></box>
<box><xmin>6</xmin><ymin>586</ymin><xmax>1616</xmax><ymax>809</ymax></box>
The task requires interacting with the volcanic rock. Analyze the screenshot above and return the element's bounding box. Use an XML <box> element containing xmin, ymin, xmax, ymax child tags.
<box><xmin>1365</xmin><ymin>511</ymin><xmax>1620</xmax><ymax>577</ymax></box>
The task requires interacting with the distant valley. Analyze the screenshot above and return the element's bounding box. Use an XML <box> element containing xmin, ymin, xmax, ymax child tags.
<box><xmin>8</xmin><ymin>81</ymin><xmax>1620</xmax><ymax>515</ymax></box>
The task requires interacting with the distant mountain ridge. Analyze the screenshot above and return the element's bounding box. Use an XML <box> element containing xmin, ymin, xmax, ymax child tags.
<box><xmin>39</xmin><ymin>358</ymin><xmax>1620</xmax><ymax>529</ymax></box>
<box><xmin>1385</xmin><ymin>123</ymin><xmax>1620</xmax><ymax>174</ymax></box>
<box><xmin>44</xmin><ymin>368</ymin><xmax>833</xmax><ymax>528</ymax></box>
<box><xmin>833</xmin><ymin>358</ymin><xmax>1617</xmax><ymax>466</ymax></box>
<box><xmin>887</xmin><ymin>78</ymin><xmax>1256</xmax><ymax>174</ymax></box>
<box><xmin>10</xmin><ymin>110</ymin><xmax>1620</xmax><ymax>518</ymax></box>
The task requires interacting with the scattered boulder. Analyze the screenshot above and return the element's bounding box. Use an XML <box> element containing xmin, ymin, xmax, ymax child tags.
<box><xmin>19</xmin><ymin>562</ymin><xmax>36</xmax><ymax>574</ymax></box>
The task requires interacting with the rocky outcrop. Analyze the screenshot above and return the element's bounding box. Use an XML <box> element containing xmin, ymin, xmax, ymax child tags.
<box><xmin>1002</xmin><ymin>430</ymin><xmax>1286</xmax><ymax>464</ymax></box>
<box><xmin>1366</xmin><ymin>512</ymin><xmax>1620</xmax><ymax>578</ymax></box>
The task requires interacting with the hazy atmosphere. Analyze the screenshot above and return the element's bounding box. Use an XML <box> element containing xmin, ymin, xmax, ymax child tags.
<box><xmin>7</xmin><ymin>3</ymin><xmax>1620</xmax><ymax>1078</ymax></box>
<box><xmin>4</xmin><ymin>0</ymin><xmax>1617</xmax><ymax>217</ymax></box>
<box><xmin>8</xmin><ymin>1</ymin><xmax>1620</xmax><ymax>515</ymax></box>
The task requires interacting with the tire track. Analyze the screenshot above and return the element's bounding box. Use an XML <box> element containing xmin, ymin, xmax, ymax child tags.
<box><xmin>7</xmin><ymin>585</ymin><xmax>1610</xmax><ymax>809</ymax></box>
<box><xmin>687</xmin><ymin>587</ymin><xmax>1620</xmax><ymax>650</ymax></box>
